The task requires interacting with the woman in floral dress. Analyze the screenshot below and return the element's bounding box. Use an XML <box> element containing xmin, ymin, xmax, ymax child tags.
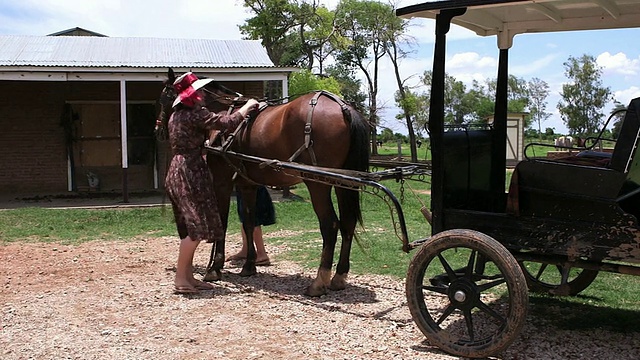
<box><xmin>165</xmin><ymin>72</ymin><xmax>258</xmax><ymax>294</ymax></box>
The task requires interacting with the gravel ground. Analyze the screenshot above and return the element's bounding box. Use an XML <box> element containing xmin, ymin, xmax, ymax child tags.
<box><xmin>1</xmin><ymin>235</ymin><xmax>639</xmax><ymax>359</ymax></box>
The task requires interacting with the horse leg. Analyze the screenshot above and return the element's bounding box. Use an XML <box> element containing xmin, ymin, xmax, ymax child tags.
<box><xmin>203</xmin><ymin>157</ymin><xmax>233</xmax><ymax>282</ymax></box>
<box><xmin>203</xmin><ymin>195</ymin><xmax>229</xmax><ymax>281</ymax></box>
<box><xmin>237</xmin><ymin>185</ymin><xmax>259</xmax><ymax>277</ymax></box>
<box><xmin>204</xmin><ymin>238</ymin><xmax>225</xmax><ymax>282</ymax></box>
<box><xmin>304</xmin><ymin>182</ymin><xmax>340</xmax><ymax>297</ymax></box>
<box><xmin>330</xmin><ymin>187</ymin><xmax>358</xmax><ymax>291</ymax></box>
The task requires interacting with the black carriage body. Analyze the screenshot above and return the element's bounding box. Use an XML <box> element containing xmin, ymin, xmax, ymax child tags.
<box><xmin>398</xmin><ymin>0</ymin><xmax>640</xmax><ymax>269</ymax></box>
<box><xmin>441</xmin><ymin>123</ymin><xmax>640</xmax><ymax>265</ymax></box>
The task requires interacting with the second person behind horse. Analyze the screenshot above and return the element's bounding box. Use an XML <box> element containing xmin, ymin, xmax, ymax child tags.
<box><xmin>228</xmin><ymin>185</ymin><xmax>276</xmax><ymax>266</ymax></box>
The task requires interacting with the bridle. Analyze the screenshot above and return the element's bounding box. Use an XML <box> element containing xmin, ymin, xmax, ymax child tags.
<box><xmin>155</xmin><ymin>83</ymin><xmax>249</xmax><ymax>142</ymax></box>
<box><xmin>154</xmin><ymin>83</ymin><xmax>176</xmax><ymax>141</ymax></box>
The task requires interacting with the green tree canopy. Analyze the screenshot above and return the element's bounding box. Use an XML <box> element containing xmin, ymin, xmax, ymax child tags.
<box><xmin>557</xmin><ymin>54</ymin><xmax>612</xmax><ymax>136</ymax></box>
<box><xmin>528</xmin><ymin>77</ymin><xmax>551</xmax><ymax>137</ymax></box>
<box><xmin>288</xmin><ymin>69</ymin><xmax>342</xmax><ymax>99</ymax></box>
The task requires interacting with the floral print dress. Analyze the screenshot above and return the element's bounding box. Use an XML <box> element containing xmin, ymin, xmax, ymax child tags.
<box><xmin>165</xmin><ymin>106</ymin><xmax>244</xmax><ymax>242</ymax></box>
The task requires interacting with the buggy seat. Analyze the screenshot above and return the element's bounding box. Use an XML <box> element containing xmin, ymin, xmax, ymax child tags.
<box><xmin>507</xmin><ymin>97</ymin><xmax>640</xmax><ymax>222</ymax></box>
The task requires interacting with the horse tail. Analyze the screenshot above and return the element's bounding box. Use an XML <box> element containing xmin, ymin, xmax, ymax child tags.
<box><xmin>338</xmin><ymin>106</ymin><xmax>370</xmax><ymax>227</ymax></box>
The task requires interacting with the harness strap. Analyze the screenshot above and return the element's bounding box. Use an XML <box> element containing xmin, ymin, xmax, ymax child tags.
<box><xmin>216</xmin><ymin>97</ymin><xmax>248</xmax><ymax>151</ymax></box>
<box><xmin>288</xmin><ymin>91</ymin><xmax>322</xmax><ymax>165</ymax></box>
<box><xmin>225</xmin><ymin>97</ymin><xmax>241</xmax><ymax>116</ymax></box>
<box><xmin>213</xmin><ymin>102</ymin><xmax>265</xmax><ymax>187</ymax></box>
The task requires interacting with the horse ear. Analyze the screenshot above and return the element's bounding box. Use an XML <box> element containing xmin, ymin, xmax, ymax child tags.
<box><xmin>168</xmin><ymin>68</ymin><xmax>175</xmax><ymax>83</ymax></box>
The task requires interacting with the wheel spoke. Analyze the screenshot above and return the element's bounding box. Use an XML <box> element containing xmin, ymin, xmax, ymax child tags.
<box><xmin>436</xmin><ymin>302</ymin><xmax>457</xmax><ymax>325</ymax></box>
<box><xmin>465</xmin><ymin>250</ymin><xmax>477</xmax><ymax>278</ymax></box>
<box><xmin>559</xmin><ymin>266</ymin><xmax>570</xmax><ymax>284</ymax></box>
<box><xmin>463</xmin><ymin>309</ymin><xmax>475</xmax><ymax>341</ymax></box>
<box><xmin>477</xmin><ymin>277</ymin><xmax>506</xmax><ymax>292</ymax></box>
<box><xmin>423</xmin><ymin>285</ymin><xmax>449</xmax><ymax>295</ymax></box>
<box><xmin>437</xmin><ymin>253</ymin><xmax>458</xmax><ymax>282</ymax></box>
<box><xmin>535</xmin><ymin>263</ymin><xmax>549</xmax><ymax>280</ymax></box>
<box><xmin>476</xmin><ymin>299</ymin><xmax>506</xmax><ymax>325</ymax></box>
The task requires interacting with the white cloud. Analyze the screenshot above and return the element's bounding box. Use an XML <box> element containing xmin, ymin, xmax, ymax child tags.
<box><xmin>597</xmin><ymin>52</ymin><xmax>640</xmax><ymax>76</ymax></box>
<box><xmin>440</xmin><ymin>52</ymin><xmax>496</xmax><ymax>86</ymax></box>
<box><xmin>449</xmin><ymin>52</ymin><xmax>496</xmax><ymax>70</ymax></box>
<box><xmin>613</xmin><ymin>86</ymin><xmax>640</xmax><ymax>105</ymax></box>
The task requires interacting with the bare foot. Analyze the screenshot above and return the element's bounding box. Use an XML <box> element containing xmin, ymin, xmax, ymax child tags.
<box><xmin>174</xmin><ymin>280</ymin><xmax>198</xmax><ymax>294</ymax></box>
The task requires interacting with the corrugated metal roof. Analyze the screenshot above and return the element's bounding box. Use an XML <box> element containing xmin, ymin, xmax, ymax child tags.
<box><xmin>0</xmin><ymin>35</ymin><xmax>275</xmax><ymax>68</ymax></box>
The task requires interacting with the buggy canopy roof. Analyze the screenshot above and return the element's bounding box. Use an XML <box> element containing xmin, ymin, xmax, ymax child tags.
<box><xmin>397</xmin><ymin>0</ymin><xmax>640</xmax><ymax>48</ymax></box>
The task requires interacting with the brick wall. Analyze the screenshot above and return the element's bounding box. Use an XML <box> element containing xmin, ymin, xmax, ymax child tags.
<box><xmin>218</xmin><ymin>81</ymin><xmax>265</xmax><ymax>98</ymax></box>
<box><xmin>0</xmin><ymin>79</ymin><xmax>264</xmax><ymax>195</ymax></box>
<box><xmin>0</xmin><ymin>81</ymin><xmax>68</xmax><ymax>194</ymax></box>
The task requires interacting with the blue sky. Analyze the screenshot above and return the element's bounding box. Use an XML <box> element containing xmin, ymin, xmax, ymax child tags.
<box><xmin>1</xmin><ymin>0</ymin><xmax>639</xmax><ymax>135</ymax></box>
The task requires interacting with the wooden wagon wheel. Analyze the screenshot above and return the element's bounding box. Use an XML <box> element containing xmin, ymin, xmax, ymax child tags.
<box><xmin>517</xmin><ymin>261</ymin><xmax>599</xmax><ymax>296</ymax></box>
<box><xmin>406</xmin><ymin>229</ymin><xmax>529</xmax><ymax>359</ymax></box>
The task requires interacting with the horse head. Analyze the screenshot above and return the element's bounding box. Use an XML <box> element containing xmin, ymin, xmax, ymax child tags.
<box><xmin>155</xmin><ymin>68</ymin><xmax>251</xmax><ymax>136</ymax></box>
<box><xmin>201</xmin><ymin>79</ymin><xmax>249</xmax><ymax>109</ymax></box>
<box><xmin>155</xmin><ymin>68</ymin><xmax>177</xmax><ymax>141</ymax></box>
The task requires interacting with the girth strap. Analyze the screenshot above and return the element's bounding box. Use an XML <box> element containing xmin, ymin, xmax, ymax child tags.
<box><xmin>288</xmin><ymin>91</ymin><xmax>323</xmax><ymax>165</ymax></box>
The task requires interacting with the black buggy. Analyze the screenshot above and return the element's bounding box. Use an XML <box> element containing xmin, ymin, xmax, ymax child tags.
<box><xmin>393</xmin><ymin>0</ymin><xmax>640</xmax><ymax>358</ymax></box>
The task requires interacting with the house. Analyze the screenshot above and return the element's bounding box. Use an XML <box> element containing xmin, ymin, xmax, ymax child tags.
<box><xmin>0</xmin><ymin>28</ymin><xmax>296</xmax><ymax>200</ymax></box>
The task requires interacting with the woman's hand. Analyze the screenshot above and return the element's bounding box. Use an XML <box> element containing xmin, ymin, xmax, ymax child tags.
<box><xmin>239</xmin><ymin>99</ymin><xmax>259</xmax><ymax>117</ymax></box>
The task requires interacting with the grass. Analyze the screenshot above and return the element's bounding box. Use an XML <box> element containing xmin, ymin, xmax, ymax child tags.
<box><xmin>0</xmin><ymin>207</ymin><xmax>177</xmax><ymax>244</ymax></box>
<box><xmin>2</xmin><ymin>172</ymin><xmax>639</xmax><ymax>332</ymax></box>
<box><xmin>376</xmin><ymin>142</ymin><xmax>431</xmax><ymax>161</ymax></box>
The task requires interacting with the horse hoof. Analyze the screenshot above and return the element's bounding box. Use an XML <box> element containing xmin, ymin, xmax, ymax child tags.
<box><xmin>203</xmin><ymin>270</ymin><xmax>222</xmax><ymax>282</ymax></box>
<box><xmin>305</xmin><ymin>284</ymin><xmax>327</xmax><ymax>297</ymax></box>
<box><xmin>329</xmin><ymin>275</ymin><xmax>347</xmax><ymax>291</ymax></box>
<box><xmin>239</xmin><ymin>265</ymin><xmax>257</xmax><ymax>277</ymax></box>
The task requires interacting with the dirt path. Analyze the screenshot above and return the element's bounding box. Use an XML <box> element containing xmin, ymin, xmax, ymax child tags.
<box><xmin>1</xmin><ymin>236</ymin><xmax>638</xmax><ymax>359</ymax></box>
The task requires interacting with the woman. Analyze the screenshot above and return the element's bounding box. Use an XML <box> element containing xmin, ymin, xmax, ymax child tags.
<box><xmin>165</xmin><ymin>72</ymin><xmax>258</xmax><ymax>294</ymax></box>
<box><xmin>228</xmin><ymin>185</ymin><xmax>276</xmax><ymax>266</ymax></box>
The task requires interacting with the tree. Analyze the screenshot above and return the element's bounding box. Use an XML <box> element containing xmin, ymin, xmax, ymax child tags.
<box><xmin>528</xmin><ymin>77</ymin><xmax>551</xmax><ymax>139</ymax></box>
<box><xmin>334</xmin><ymin>0</ymin><xmax>397</xmax><ymax>155</ymax></box>
<box><xmin>288</xmin><ymin>69</ymin><xmax>342</xmax><ymax>99</ymax></box>
<box><xmin>467</xmin><ymin>80</ymin><xmax>495</xmax><ymax>123</ymax></box>
<box><xmin>384</xmin><ymin>5</ymin><xmax>418</xmax><ymax>160</ymax></box>
<box><xmin>481</xmin><ymin>75</ymin><xmax>530</xmax><ymax>120</ymax></box>
<box><xmin>241</xmin><ymin>0</ymin><xmax>337</xmax><ymax>70</ymax></box>
<box><xmin>240</xmin><ymin>0</ymin><xmax>299</xmax><ymax>66</ymax></box>
<box><xmin>395</xmin><ymin>87</ymin><xmax>428</xmax><ymax>136</ymax></box>
<box><xmin>557</xmin><ymin>54</ymin><xmax>612</xmax><ymax>136</ymax></box>
<box><xmin>610</xmin><ymin>100</ymin><xmax>628</xmax><ymax>139</ymax></box>
<box><xmin>307</xmin><ymin>5</ymin><xmax>341</xmax><ymax>74</ymax></box>
<box><xmin>240</xmin><ymin>1</ymin><xmax>343</xmax><ymax>99</ymax></box>
<box><xmin>325</xmin><ymin>64</ymin><xmax>367</xmax><ymax>112</ymax></box>
<box><xmin>379</xmin><ymin>127</ymin><xmax>394</xmax><ymax>142</ymax></box>
<box><xmin>421</xmin><ymin>71</ymin><xmax>479</xmax><ymax>125</ymax></box>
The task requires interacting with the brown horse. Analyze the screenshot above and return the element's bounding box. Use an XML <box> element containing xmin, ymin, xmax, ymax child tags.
<box><xmin>157</xmin><ymin>69</ymin><xmax>370</xmax><ymax>296</ymax></box>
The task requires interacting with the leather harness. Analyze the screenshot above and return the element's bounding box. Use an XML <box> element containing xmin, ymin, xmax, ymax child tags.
<box><xmin>287</xmin><ymin>90</ymin><xmax>352</xmax><ymax>165</ymax></box>
<box><xmin>212</xmin><ymin>90</ymin><xmax>352</xmax><ymax>183</ymax></box>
